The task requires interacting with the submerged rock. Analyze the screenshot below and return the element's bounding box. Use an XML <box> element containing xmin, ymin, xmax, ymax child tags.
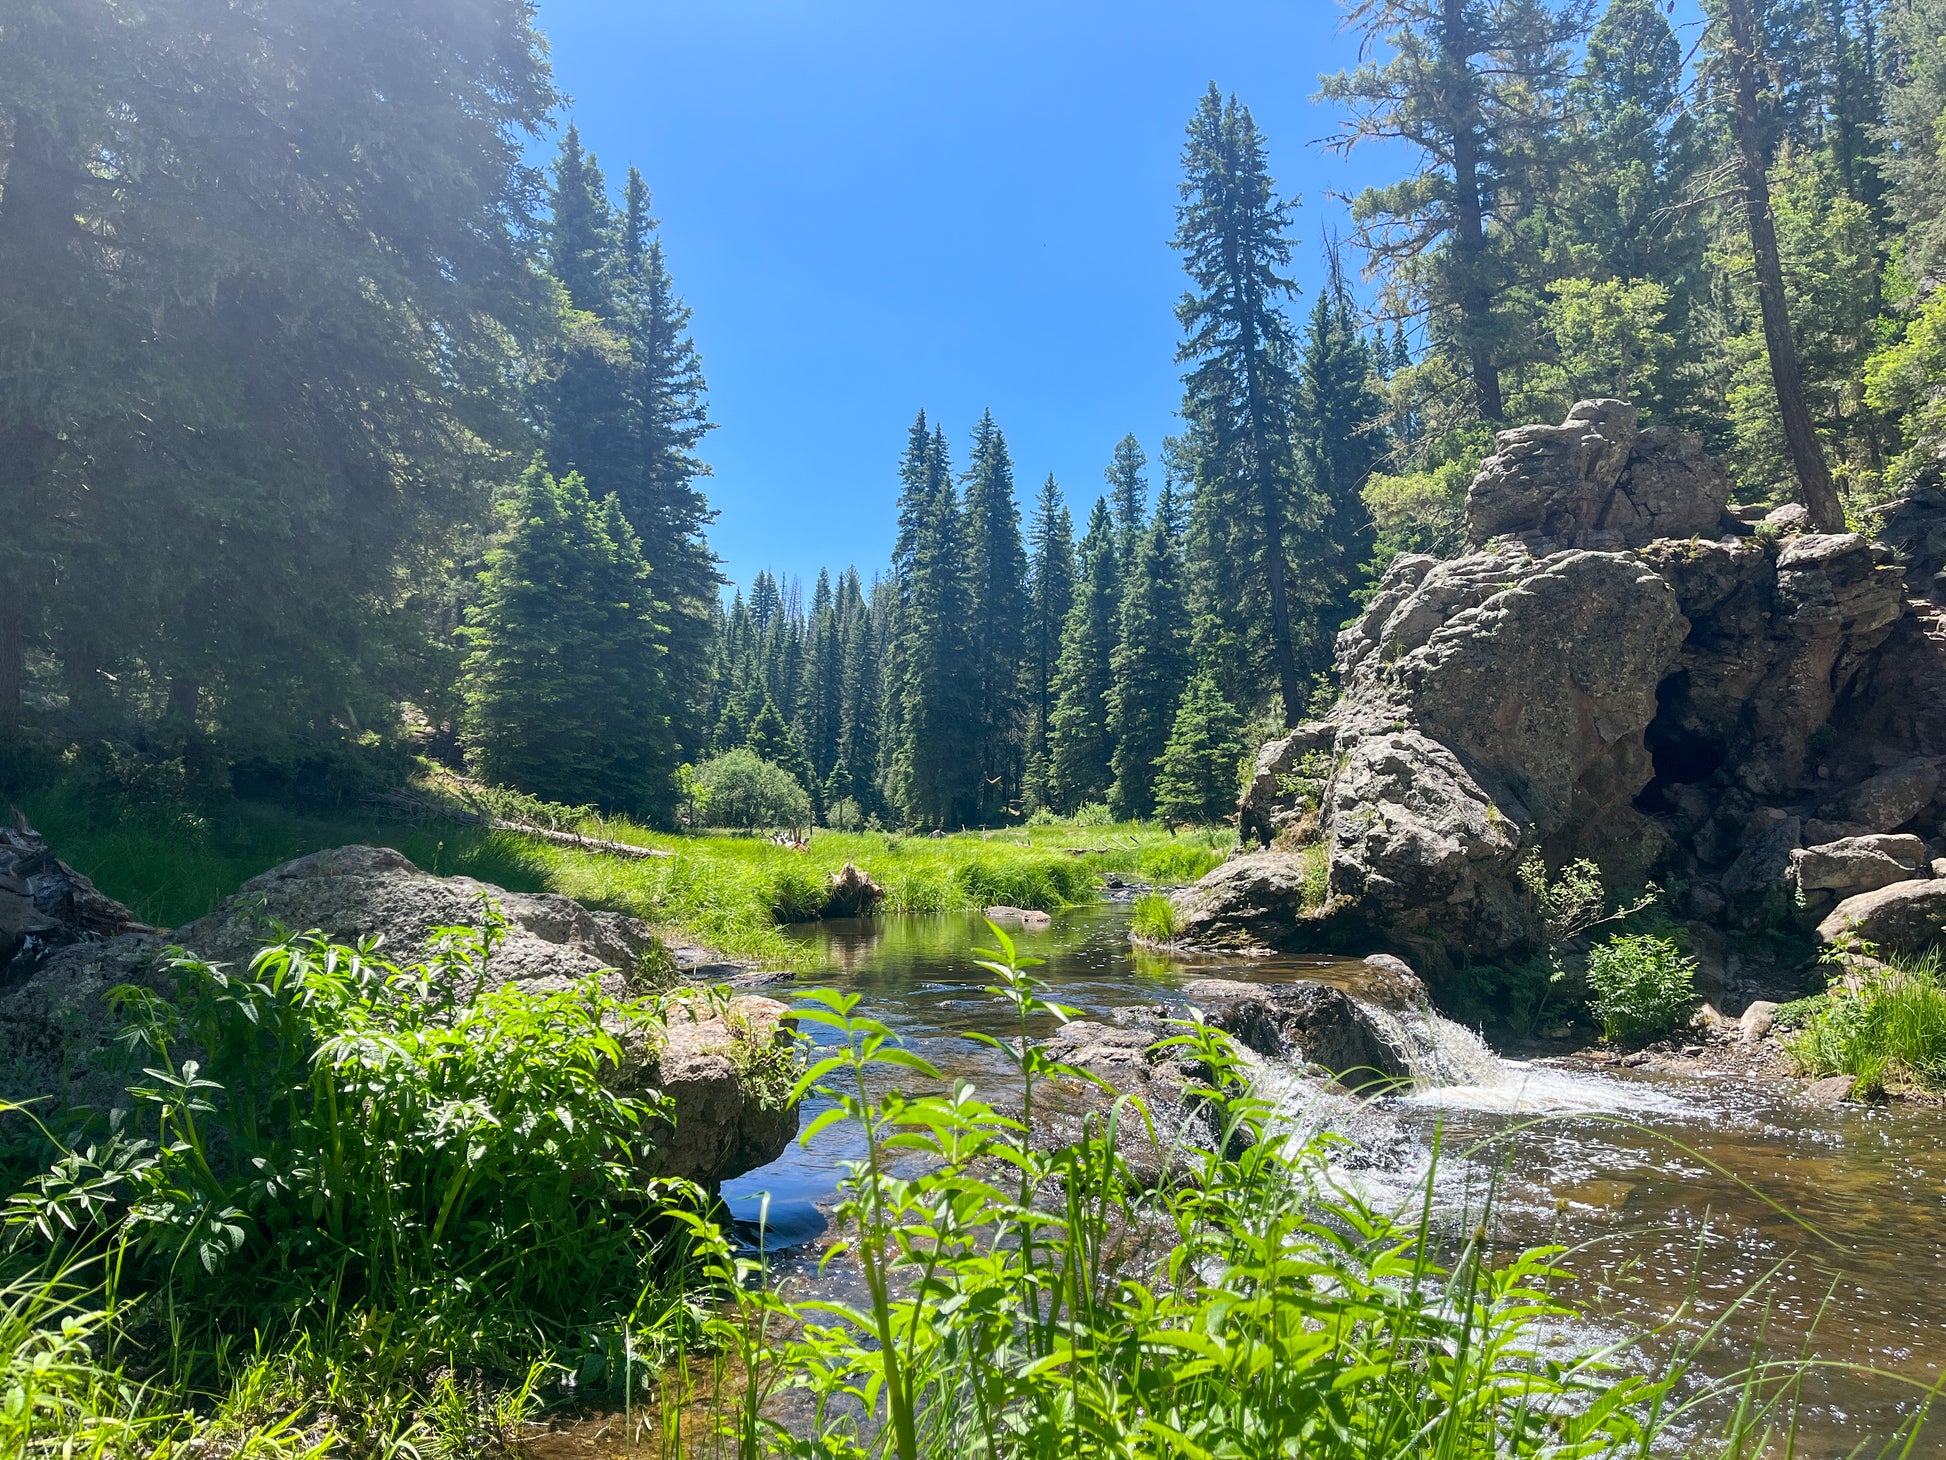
<box><xmin>0</xmin><ymin>844</ymin><xmax>798</xmax><ymax>1187</ymax></box>
<box><xmin>1182</xmin><ymin>978</ymin><xmax>1415</xmax><ymax>1090</ymax></box>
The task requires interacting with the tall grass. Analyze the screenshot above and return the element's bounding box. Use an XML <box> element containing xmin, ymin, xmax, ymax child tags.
<box><xmin>20</xmin><ymin>769</ymin><xmax>1228</xmax><ymax>966</ymax></box>
<box><xmin>1787</xmin><ymin>947</ymin><xmax>1946</xmax><ymax>1094</ymax></box>
<box><xmin>679</xmin><ymin>929</ymin><xmax>1929</xmax><ymax>1457</ymax></box>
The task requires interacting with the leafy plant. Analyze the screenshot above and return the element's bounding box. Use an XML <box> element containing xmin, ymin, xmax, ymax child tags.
<box><xmin>1787</xmin><ymin>949</ymin><xmax>1946</xmax><ymax>1093</ymax></box>
<box><xmin>1518</xmin><ymin>855</ymin><xmax>1657</xmax><ymax>945</ymax></box>
<box><xmin>1588</xmin><ymin>933</ymin><xmax>1700</xmax><ymax>1044</ymax></box>
<box><xmin>690</xmin><ymin>748</ymin><xmax>813</xmax><ymax>832</ymax></box>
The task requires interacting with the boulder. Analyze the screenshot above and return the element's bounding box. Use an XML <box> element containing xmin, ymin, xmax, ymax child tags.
<box><xmin>1821</xmin><ymin>759</ymin><xmax>1942</xmax><ymax>832</ymax></box>
<box><xmin>1789</xmin><ymin>835</ymin><xmax>1929</xmax><ymax>897</ymax></box>
<box><xmin>1817</xmin><ymin>878</ymin><xmax>1946</xmax><ymax>959</ymax></box>
<box><xmin>0</xmin><ymin>815</ymin><xmax>152</xmax><ymax>973</ymax></box>
<box><xmin>1739</xmin><ymin>1000</ymin><xmax>1779</xmax><ymax>1043</ymax></box>
<box><xmin>1464</xmin><ymin>401</ymin><xmax>1730</xmax><ymax>552</ymax></box>
<box><xmin>0</xmin><ymin>845</ymin><xmax>798</xmax><ymax>1187</ymax></box>
<box><xmin>1028</xmin><ymin>1018</ymin><xmax>1216</xmax><ymax>1185</ymax></box>
<box><xmin>1238</xmin><ymin>721</ymin><xmax>1336</xmax><ymax>847</ymax></box>
<box><xmin>1804</xmin><ymin>1073</ymin><xmax>1859</xmax><ymax>1106</ymax></box>
<box><xmin>1171</xmin><ymin>851</ymin><xmax>1324</xmax><ymax>953</ymax></box>
<box><xmin>1876</xmin><ymin>482</ymin><xmax>1946</xmax><ymax>590</ymax></box>
<box><xmin>1182</xmin><ymin>978</ymin><xmax>1415</xmax><ymax>1089</ymax></box>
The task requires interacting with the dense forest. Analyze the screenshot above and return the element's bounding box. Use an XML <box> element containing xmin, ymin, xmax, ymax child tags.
<box><xmin>8</xmin><ymin>0</ymin><xmax>1946</xmax><ymax>829</ymax></box>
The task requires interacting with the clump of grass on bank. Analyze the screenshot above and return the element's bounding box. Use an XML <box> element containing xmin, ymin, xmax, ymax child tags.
<box><xmin>1787</xmin><ymin>947</ymin><xmax>1946</xmax><ymax>1095</ymax></box>
<box><xmin>12</xmin><ymin>767</ymin><xmax>1230</xmax><ymax>968</ymax></box>
<box><xmin>1129</xmin><ymin>891</ymin><xmax>1183</xmax><ymax>942</ymax></box>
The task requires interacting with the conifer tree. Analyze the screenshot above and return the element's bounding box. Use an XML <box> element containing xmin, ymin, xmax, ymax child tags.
<box><xmin>1108</xmin><ymin>487</ymin><xmax>1192</xmax><ymax>820</ymax></box>
<box><xmin>798</xmin><ymin>569</ymin><xmax>845</xmax><ymax>789</ymax></box>
<box><xmin>1047</xmin><ymin>499</ymin><xmax>1121</xmax><ymax>813</ymax></box>
<box><xmin>745</xmin><ymin>696</ymin><xmax>819</xmax><ymax>811</ymax></box>
<box><xmin>546</xmin><ymin>124</ymin><xmax>615</xmax><ymax>316</ymax></box>
<box><xmin>1173</xmin><ymin>87</ymin><xmax>1306</xmax><ymax>725</ymax></box>
<box><xmin>1023</xmin><ymin>476</ymin><xmax>1075</xmax><ymax>814</ymax></box>
<box><xmin>962</xmin><ymin>412</ymin><xmax>1031</xmax><ymax>822</ymax></box>
<box><xmin>888</xmin><ymin>416</ymin><xmax>978</xmax><ymax>825</ymax></box>
<box><xmin>1154</xmin><ymin>669</ymin><xmax>1247</xmax><ymax>827</ymax></box>
<box><xmin>461</xmin><ymin>460</ymin><xmax>672</xmax><ymax>817</ymax></box>
<box><xmin>1105</xmin><ymin>435</ymin><xmax>1150</xmax><ymax>567</ymax></box>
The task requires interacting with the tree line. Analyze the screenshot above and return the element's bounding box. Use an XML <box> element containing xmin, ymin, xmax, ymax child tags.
<box><xmin>8</xmin><ymin>0</ymin><xmax>1946</xmax><ymax>828</ymax></box>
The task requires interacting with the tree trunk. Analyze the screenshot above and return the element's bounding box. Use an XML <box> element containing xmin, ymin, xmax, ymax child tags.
<box><xmin>1722</xmin><ymin>0</ymin><xmax>1848</xmax><ymax>532</ymax></box>
<box><xmin>1443</xmin><ymin>0</ymin><xmax>1504</xmax><ymax>422</ymax></box>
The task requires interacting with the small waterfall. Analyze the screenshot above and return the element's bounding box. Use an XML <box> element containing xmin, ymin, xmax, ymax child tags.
<box><xmin>1360</xmin><ymin>999</ymin><xmax>1507</xmax><ymax>1091</ymax></box>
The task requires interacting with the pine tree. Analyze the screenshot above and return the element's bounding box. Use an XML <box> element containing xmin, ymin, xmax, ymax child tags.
<box><xmin>746</xmin><ymin>696</ymin><xmax>818</xmax><ymax>810</ymax></box>
<box><xmin>888</xmin><ymin>416</ymin><xmax>977</xmax><ymax>825</ymax></box>
<box><xmin>1108</xmin><ymin>486</ymin><xmax>1192</xmax><ymax>821</ymax></box>
<box><xmin>1022</xmin><ymin>475</ymin><xmax>1075</xmax><ymax>814</ymax></box>
<box><xmin>962</xmin><ymin>412</ymin><xmax>1031</xmax><ymax>822</ymax></box>
<box><xmin>1047</xmin><ymin>499</ymin><xmax>1121</xmax><ymax>813</ymax></box>
<box><xmin>1154</xmin><ymin>669</ymin><xmax>1247</xmax><ymax>828</ymax></box>
<box><xmin>461</xmin><ymin>460</ymin><xmax>673</xmax><ymax>817</ymax></box>
<box><xmin>1105</xmin><ymin>435</ymin><xmax>1150</xmax><ymax>567</ymax></box>
<box><xmin>1294</xmin><ymin>266</ymin><xmax>1388</xmax><ymax>672</ymax></box>
<box><xmin>1319</xmin><ymin>0</ymin><xmax>1582</xmax><ymax>422</ymax></box>
<box><xmin>1173</xmin><ymin>86</ymin><xmax>1307</xmax><ymax>725</ymax></box>
<box><xmin>799</xmin><ymin>568</ymin><xmax>845</xmax><ymax>788</ymax></box>
<box><xmin>546</xmin><ymin>123</ymin><xmax>615</xmax><ymax>316</ymax></box>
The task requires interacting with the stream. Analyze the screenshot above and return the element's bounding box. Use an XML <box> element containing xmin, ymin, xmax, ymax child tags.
<box><xmin>718</xmin><ymin>902</ymin><xmax>1946</xmax><ymax>1453</ymax></box>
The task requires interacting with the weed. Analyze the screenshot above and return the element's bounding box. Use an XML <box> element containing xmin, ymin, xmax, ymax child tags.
<box><xmin>1588</xmin><ymin>933</ymin><xmax>1700</xmax><ymax>1044</ymax></box>
<box><xmin>1788</xmin><ymin>947</ymin><xmax>1946</xmax><ymax>1092</ymax></box>
<box><xmin>1129</xmin><ymin>892</ymin><xmax>1181</xmax><ymax>942</ymax></box>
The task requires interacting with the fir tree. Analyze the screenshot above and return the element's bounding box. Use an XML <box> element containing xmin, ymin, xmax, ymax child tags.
<box><xmin>546</xmin><ymin>124</ymin><xmax>615</xmax><ymax>316</ymax></box>
<box><xmin>1106</xmin><ymin>435</ymin><xmax>1150</xmax><ymax>567</ymax></box>
<box><xmin>1154</xmin><ymin>669</ymin><xmax>1247</xmax><ymax>827</ymax></box>
<box><xmin>1173</xmin><ymin>86</ymin><xmax>1306</xmax><ymax>725</ymax></box>
<box><xmin>1108</xmin><ymin>486</ymin><xmax>1192</xmax><ymax>821</ymax></box>
<box><xmin>746</xmin><ymin>696</ymin><xmax>819</xmax><ymax>811</ymax></box>
<box><xmin>962</xmin><ymin>412</ymin><xmax>1031</xmax><ymax>822</ymax></box>
<box><xmin>461</xmin><ymin>460</ymin><xmax>673</xmax><ymax>817</ymax></box>
<box><xmin>888</xmin><ymin>416</ymin><xmax>977</xmax><ymax>825</ymax></box>
<box><xmin>1047</xmin><ymin>499</ymin><xmax>1121</xmax><ymax>813</ymax></box>
<box><xmin>1023</xmin><ymin>475</ymin><xmax>1075</xmax><ymax>814</ymax></box>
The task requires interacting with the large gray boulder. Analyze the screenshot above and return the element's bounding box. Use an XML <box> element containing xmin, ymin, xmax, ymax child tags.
<box><xmin>1817</xmin><ymin>878</ymin><xmax>1946</xmax><ymax>959</ymax></box>
<box><xmin>1789</xmin><ymin>834</ymin><xmax>1928</xmax><ymax>898</ymax></box>
<box><xmin>1173</xmin><ymin>850</ymin><xmax>1326</xmax><ymax>952</ymax></box>
<box><xmin>1182</xmin><ymin>978</ymin><xmax>1415</xmax><ymax>1089</ymax></box>
<box><xmin>1465</xmin><ymin>401</ymin><xmax>1731</xmax><ymax>552</ymax></box>
<box><xmin>0</xmin><ymin>845</ymin><xmax>798</xmax><ymax>1188</ymax></box>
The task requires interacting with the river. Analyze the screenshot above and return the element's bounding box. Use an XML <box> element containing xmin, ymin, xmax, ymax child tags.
<box><xmin>717</xmin><ymin>902</ymin><xmax>1946</xmax><ymax>1454</ymax></box>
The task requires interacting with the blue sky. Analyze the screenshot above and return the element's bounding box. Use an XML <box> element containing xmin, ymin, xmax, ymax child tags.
<box><xmin>533</xmin><ymin>0</ymin><xmax>1410</xmax><ymax>597</ymax></box>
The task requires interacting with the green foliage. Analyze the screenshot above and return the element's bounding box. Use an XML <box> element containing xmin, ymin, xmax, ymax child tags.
<box><xmin>1359</xmin><ymin>429</ymin><xmax>1493</xmax><ymax>580</ymax></box>
<box><xmin>1519</xmin><ymin>855</ymin><xmax>1657</xmax><ymax>946</ymax></box>
<box><xmin>1048</xmin><ymin>499</ymin><xmax>1122</xmax><ymax>814</ymax></box>
<box><xmin>1588</xmin><ymin>933</ymin><xmax>1700</xmax><ymax>1044</ymax></box>
<box><xmin>1865</xmin><ymin>285</ymin><xmax>1946</xmax><ymax>490</ymax></box>
<box><xmin>1152</xmin><ymin>669</ymin><xmax>1245</xmax><ymax>827</ymax></box>
<box><xmin>1071</xmin><ymin>802</ymin><xmax>1114</xmax><ymax>828</ymax></box>
<box><xmin>1108</xmin><ymin>489</ymin><xmax>1192</xmax><ymax>820</ymax></box>
<box><xmin>1544</xmin><ymin>277</ymin><xmax>1676</xmax><ymax>404</ymax></box>
<box><xmin>690</xmin><ymin>748</ymin><xmax>812</xmax><ymax>831</ymax></box>
<box><xmin>460</xmin><ymin>460</ymin><xmax>675</xmax><ymax>820</ymax></box>
<box><xmin>962</xmin><ymin>412</ymin><xmax>1032</xmax><ymax>824</ymax></box>
<box><xmin>1129</xmin><ymin>891</ymin><xmax>1183</xmax><ymax>942</ymax></box>
<box><xmin>6</xmin><ymin>920</ymin><xmax>710</xmax><ymax>1368</ymax></box>
<box><xmin>1787</xmin><ymin>949</ymin><xmax>1946</xmax><ymax>1093</ymax></box>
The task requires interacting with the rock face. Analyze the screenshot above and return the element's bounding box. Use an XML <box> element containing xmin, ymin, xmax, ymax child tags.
<box><xmin>1465</xmin><ymin>400</ymin><xmax>1731</xmax><ymax>552</ymax></box>
<box><xmin>0</xmin><ymin>815</ymin><xmax>153</xmax><ymax>973</ymax></box>
<box><xmin>0</xmin><ymin>844</ymin><xmax>797</xmax><ymax>1187</ymax></box>
<box><xmin>1182</xmin><ymin>399</ymin><xmax>1946</xmax><ymax>976</ymax></box>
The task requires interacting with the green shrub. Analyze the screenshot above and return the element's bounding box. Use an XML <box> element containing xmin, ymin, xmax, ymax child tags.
<box><xmin>1072</xmin><ymin>801</ymin><xmax>1113</xmax><ymax>827</ymax></box>
<box><xmin>767</xmin><ymin>862</ymin><xmax>828</xmax><ymax>923</ymax></box>
<box><xmin>1130</xmin><ymin>891</ymin><xmax>1182</xmax><ymax>942</ymax></box>
<box><xmin>1588</xmin><ymin>934</ymin><xmax>1699</xmax><ymax>1044</ymax></box>
<box><xmin>691</xmin><ymin>747</ymin><xmax>812</xmax><ymax>830</ymax></box>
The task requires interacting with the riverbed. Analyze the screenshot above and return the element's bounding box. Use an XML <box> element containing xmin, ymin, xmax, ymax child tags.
<box><xmin>718</xmin><ymin>903</ymin><xmax>1946</xmax><ymax>1453</ymax></box>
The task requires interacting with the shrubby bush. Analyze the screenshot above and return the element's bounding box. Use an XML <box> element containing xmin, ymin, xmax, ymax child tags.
<box><xmin>1072</xmin><ymin>802</ymin><xmax>1114</xmax><ymax>827</ymax></box>
<box><xmin>1588</xmin><ymin>933</ymin><xmax>1699</xmax><ymax>1044</ymax></box>
<box><xmin>691</xmin><ymin>747</ymin><xmax>812</xmax><ymax>830</ymax></box>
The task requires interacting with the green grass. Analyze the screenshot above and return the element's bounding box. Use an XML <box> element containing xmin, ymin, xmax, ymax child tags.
<box><xmin>1129</xmin><ymin>891</ymin><xmax>1182</xmax><ymax>942</ymax></box>
<box><xmin>15</xmin><ymin>775</ymin><xmax>1229</xmax><ymax>968</ymax></box>
<box><xmin>1787</xmin><ymin>948</ymin><xmax>1946</xmax><ymax>1095</ymax></box>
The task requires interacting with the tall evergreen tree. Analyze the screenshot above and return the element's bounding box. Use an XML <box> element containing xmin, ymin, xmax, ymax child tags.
<box><xmin>888</xmin><ymin>416</ymin><xmax>978</xmax><ymax>825</ymax></box>
<box><xmin>1022</xmin><ymin>475</ymin><xmax>1075</xmax><ymax>814</ymax></box>
<box><xmin>461</xmin><ymin>461</ymin><xmax>672</xmax><ymax>817</ymax></box>
<box><xmin>1154</xmin><ymin>669</ymin><xmax>1247</xmax><ymax>828</ymax></box>
<box><xmin>962</xmin><ymin>412</ymin><xmax>1031</xmax><ymax>822</ymax></box>
<box><xmin>546</xmin><ymin>124</ymin><xmax>615</xmax><ymax>315</ymax></box>
<box><xmin>1047</xmin><ymin>499</ymin><xmax>1122</xmax><ymax>813</ymax></box>
<box><xmin>1108</xmin><ymin>487</ymin><xmax>1192</xmax><ymax>820</ymax></box>
<box><xmin>1105</xmin><ymin>435</ymin><xmax>1150</xmax><ymax>567</ymax></box>
<box><xmin>1173</xmin><ymin>86</ymin><xmax>1307</xmax><ymax>725</ymax></box>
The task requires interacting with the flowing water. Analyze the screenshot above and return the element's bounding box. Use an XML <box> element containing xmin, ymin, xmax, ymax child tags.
<box><xmin>719</xmin><ymin>902</ymin><xmax>1946</xmax><ymax>1454</ymax></box>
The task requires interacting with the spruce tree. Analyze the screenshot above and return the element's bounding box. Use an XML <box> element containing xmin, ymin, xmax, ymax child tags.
<box><xmin>888</xmin><ymin>416</ymin><xmax>978</xmax><ymax>825</ymax></box>
<box><xmin>1106</xmin><ymin>435</ymin><xmax>1150</xmax><ymax>567</ymax></box>
<box><xmin>746</xmin><ymin>696</ymin><xmax>819</xmax><ymax>811</ymax></box>
<box><xmin>1023</xmin><ymin>475</ymin><xmax>1075</xmax><ymax>814</ymax></box>
<box><xmin>1173</xmin><ymin>87</ymin><xmax>1306</xmax><ymax>725</ymax></box>
<box><xmin>1047</xmin><ymin>498</ymin><xmax>1122</xmax><ymax>813</ymax></box>
<box><xmin>1295</xmin><ymin>267</ymin><xmax>1388</xmax><ymax>671</ymax></box>
<box><xmin>1154</xmin><ymin>669</ymin><xmax>1247</xmax><ymax>828</ymax></box>
<box><xmin>461</xmin><ymin>460</ymin><xmax>673</xmax><ymax>817</ymax></box>
<box><xmin>546</xmin><ymin>124</ymin><xmax>616</xmax><ymax>316</ymax></box>
<box><xmin>1108</xmin><ymin>487</ymin><xmax>1192</xmax><ymax>821</ymax></box>
<box><xmin>962</xmin><ymin>412</ymin><xmax>1031</xmax><ymax>822</ymax></box>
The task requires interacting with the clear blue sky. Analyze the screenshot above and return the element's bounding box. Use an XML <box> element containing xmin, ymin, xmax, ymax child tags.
<box><xmin>532</xmin><ymin>0</ymin><xmax>1408</xmax><ymax>598</ymax></box>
